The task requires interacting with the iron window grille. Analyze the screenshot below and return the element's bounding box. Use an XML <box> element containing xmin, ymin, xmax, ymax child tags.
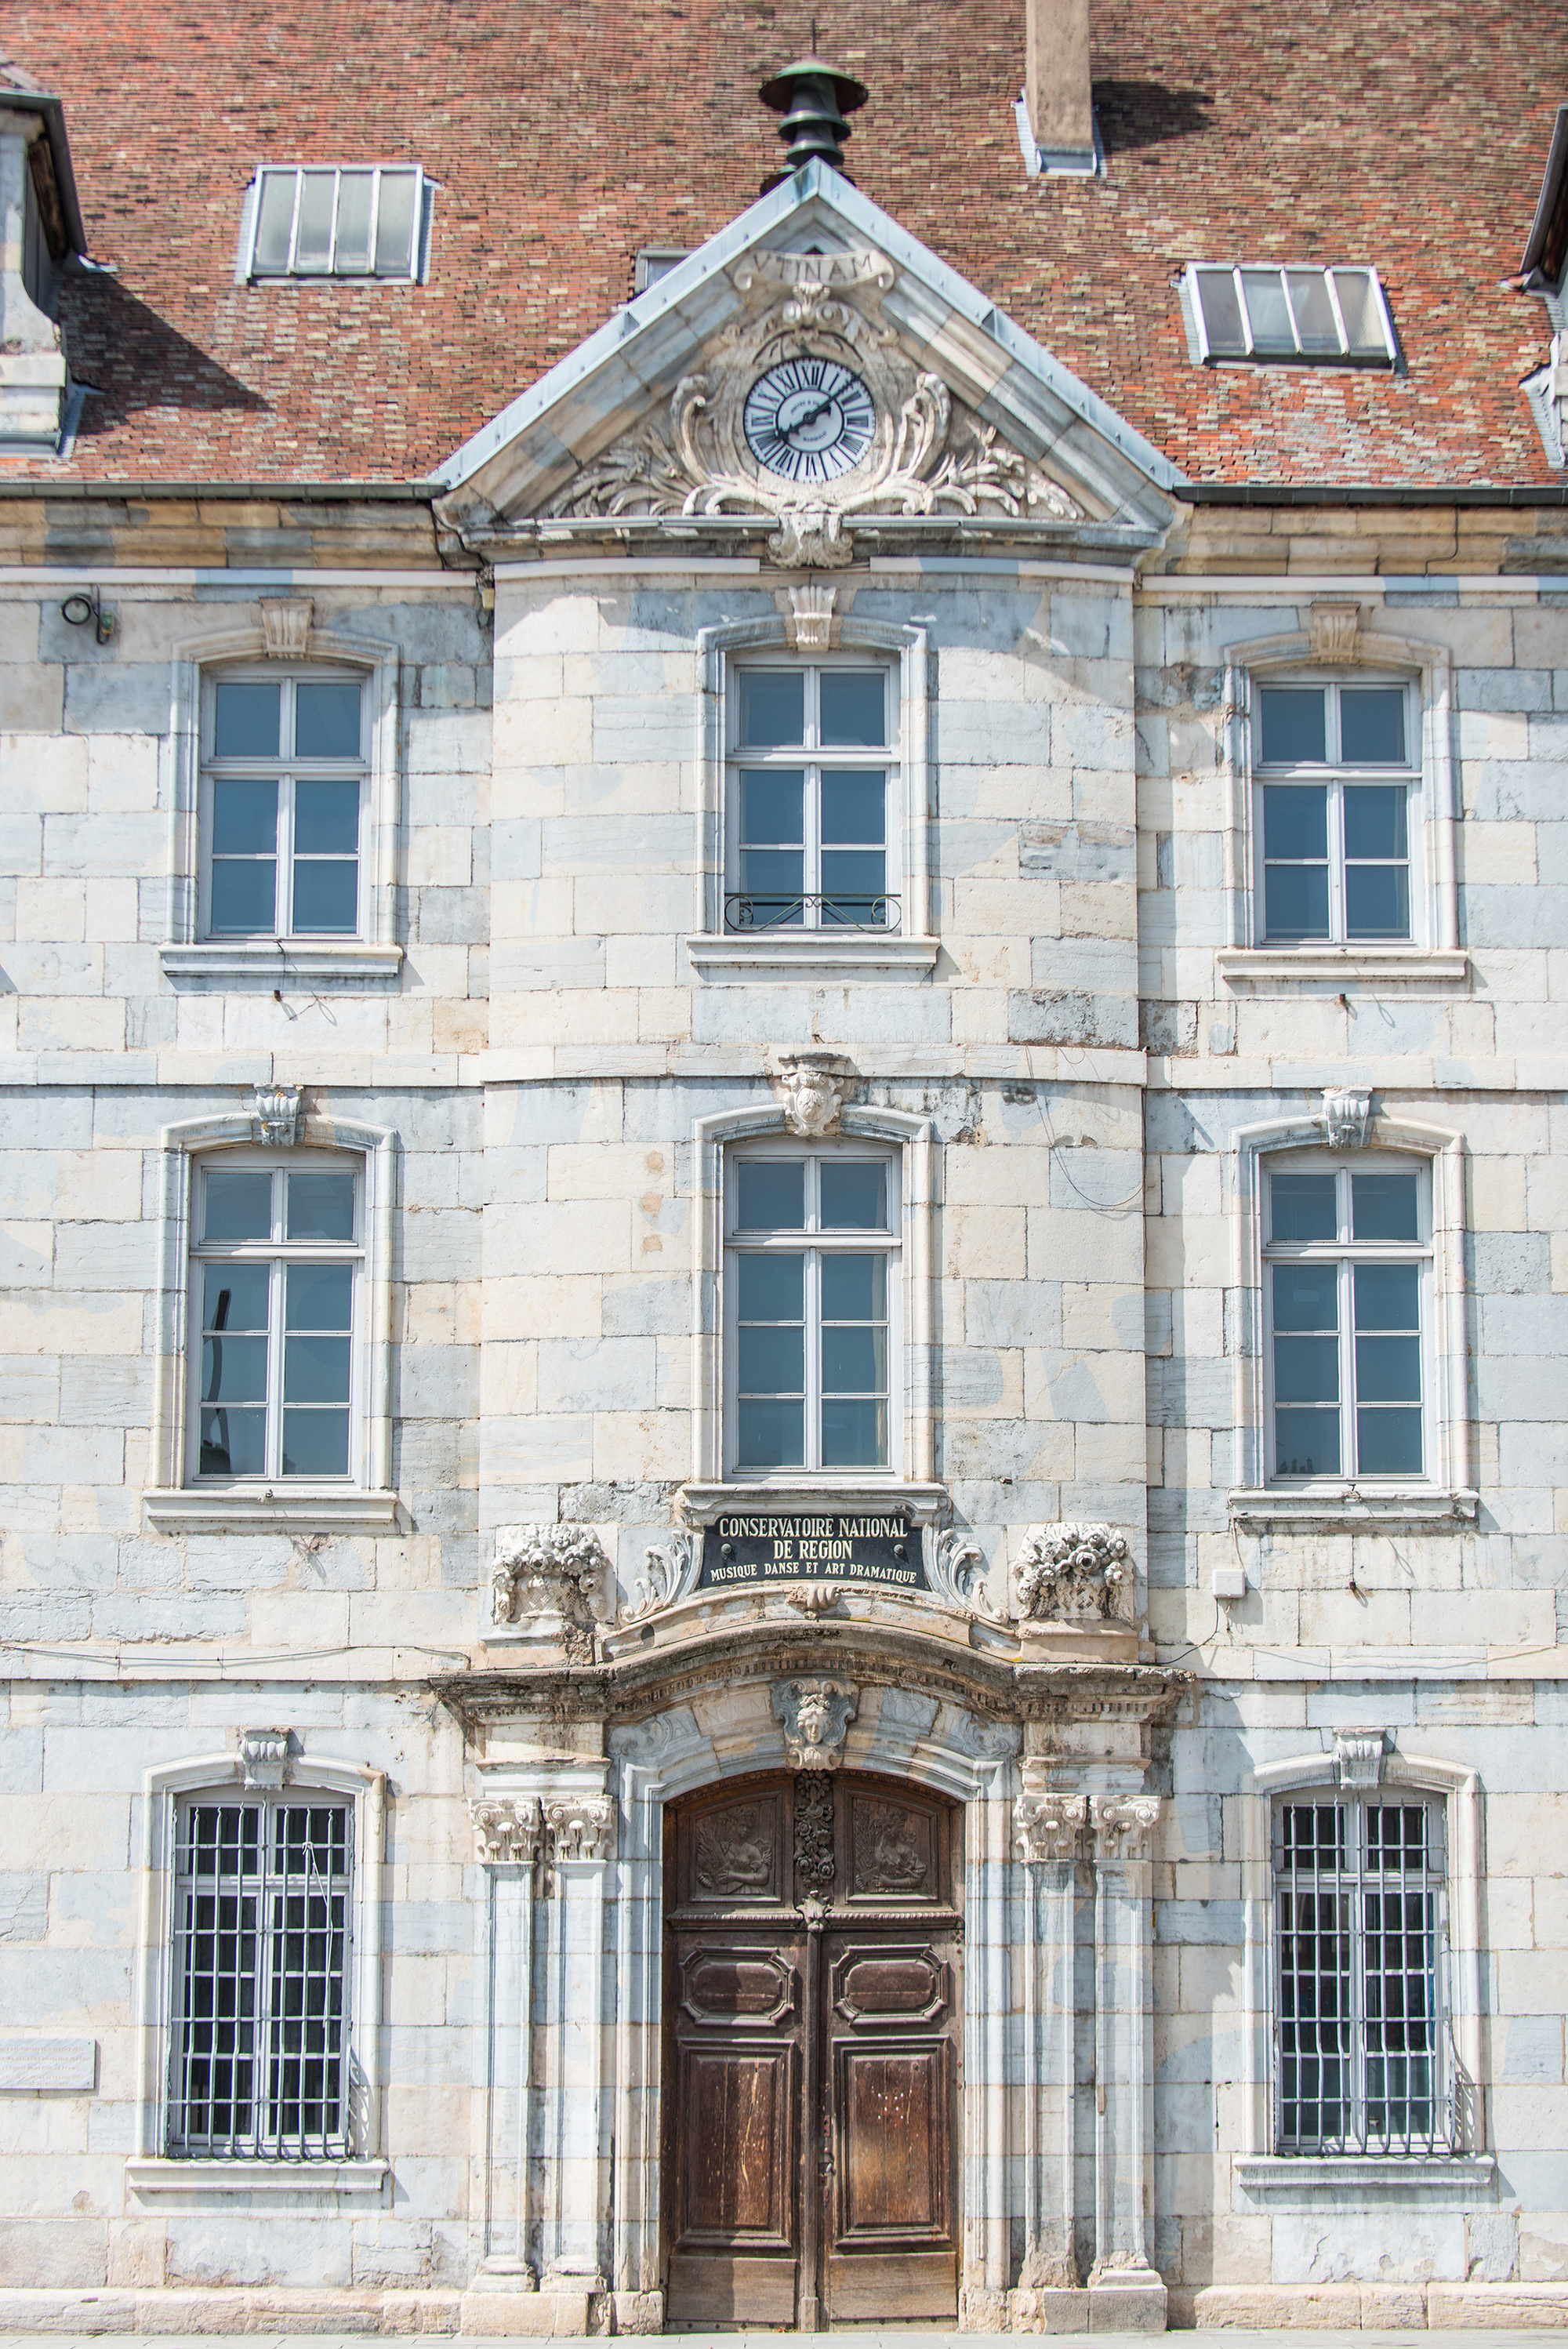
<box><xmin>189</xmin><ymin>1155</ymin><xmax>363</xmax><ymax>1484</ymax></box>
<box><xmin>1274</xmin><ymin>1795</ymin><xmax>1452</xmax><ymax>2155</ymax></box>
<box><xmin>243</xmin><ymin>165</ymin><xmax>426</xmax><ymax>281</ymax></box>
<box><xmin>1264</xmin><ymin>1158</ymin><xmax>1429</xmax><ymax>1483</ymax></box>
<box><xmin>726</xmin><ymin>663</ymin><xmax>897</xmax><ymax>933</ymax></box>
<box><xmin>1189</xmin><ymin>264</ymin><xmax>1396</xmax><ymax>365</ymax></box>
<box><xmin>200</xmin><ymin>670</ymin><xmax>368</xmax><ymax>942</ymax></box>
<box><xmin>1254</xmin><ymin>679</ymin><xmax>1418</xmax><ymax>946</ymax></box>
<box><xmin>725</xmin><ymin>1145</ymin><xmax>901</xmax><ymax>1476</ymax></box>
<box><xmin>169</xmin><ymin>1797</ymin><xmax>353</xmax><ymax>2161</ymax></box>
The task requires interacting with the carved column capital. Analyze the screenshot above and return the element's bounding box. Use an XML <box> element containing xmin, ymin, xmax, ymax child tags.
<box><xmin>771</xmin><ymin>1676</ymin><xmax>858</xmax><ymax>1770</ymax></box>
<box><xmin>543</xmin><ymin>1795</ymin><xmax>615</xmax><ymax>1864</ymax></box>
<box><xmin>1089</xmin><ymin>1794</ymin><xmax>1161</xmax><ymax>1865</ymax></box>
<box><xmin>1014</xmin><ymin>1789</ymin><xmax>1087</xmax><ymax>1864</ymax></box>
<box><xmin>470</xmin><ymin>1794</ymin><xmax>543</xmax><ymax>1865</ymax></box>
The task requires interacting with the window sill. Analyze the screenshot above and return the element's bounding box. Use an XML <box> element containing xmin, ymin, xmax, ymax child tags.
<box><xmin>143</xmin><ymin>1486</ymin><xmax>401</xmax><ymax>1534</ymax></box>
<box><xmin>126</xmin><ymin>2157</ymin><xmax>388</xmax><ymax>2196</ymax></box>
<box><xmin>677</xmin><ymin>1478</ymin><xmax>951</xmax><ymax>1528</ymax></box>
<box><xmin>1236</xmin><ymin>2153</ymin><xmax>1494</xmax><ymax>2202</ymax></box>
<box><xmin>685</xmin><ymin>931</ymin><xmax>939</xmax><ymax>979</ymax></box>
<box><xmin>1218</xmin><ymin>947</ymin><xmax>1469</xmax><ymax>986</ymax></box>
<box><xmin>160</xmin><ymin>941</ymin><xmax>404</xmax><ymax>984</ymax></box>
<box><xmin>1229</xmin><ymin>1485</ymin><xmax>1479</xmax><ymax>1530</ymax></box>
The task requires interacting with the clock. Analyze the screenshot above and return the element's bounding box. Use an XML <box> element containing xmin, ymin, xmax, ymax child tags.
<box><xmin>743</xmin><ymin>358</ymin><xmax>877</xmax><ymax>484</ymax></box>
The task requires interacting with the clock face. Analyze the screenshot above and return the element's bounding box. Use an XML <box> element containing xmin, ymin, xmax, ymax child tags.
<box><xmin>743</xmin><ymin>358</ymin><xmax>877</xmax><ymax>484</ymax></box>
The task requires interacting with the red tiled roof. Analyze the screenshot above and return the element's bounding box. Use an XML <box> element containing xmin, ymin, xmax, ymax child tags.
<box><xmin>4</xmin><ymin>0</ymin><xmax>1563</xmax><ymax>487</ymax></box>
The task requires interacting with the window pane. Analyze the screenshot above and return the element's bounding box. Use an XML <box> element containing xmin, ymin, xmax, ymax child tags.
<box><xmin>820</xmin><ymin>769</ymin><xmax>885</xmax><ymax>842</ymax></box>
<box><xmin>822</xmin><ymin>1398</ymin><xmax>887</xmax><ymax>1467</ymax></box>
<box><xmin>334</xmin><ymin>170</ymin><xmax>374</xmax><ymax>272</ymax></box>
<box><xmin>1343</xmin><ymin>783</ymin><xmax>1406</xmax><ymax>859</ymax></box>
<box><xmin>215</xmin><ymin>684</ymin><xmax>281</xmax><ymax>760</ymax></box>
<box><xmin>295</xmin><ymin>684</ymin><xmax>363</xmax><ymax>758</ymax></box>
<box><xmin>201</xmin><ymin>1403</ymin><xmax>267</xmax><ymax>1478</ymax></box>
<box><xmin>739</xmin><ymin>772</ymin><xmax>804</xmax><ymax>924</ymax></box>
<box><xmin>822</xmin><ymin>1251</ymin><xmax>886</xmax><ymax>1322</ymax></box>
<box><xmin>737</xmin><ymin>847</ymin><xmax>804</xmax><ymax>924</ymax></box>
<box><xmin>736</xmin><ymin>1162</ymin><xmax>804</xmax><ymax>1231</ymax></box>
<box><xmin>373</xmin><ymin>169</ymin><xmax>419</xmax><ymax>276</ymax></box>
<box><xmin>1355</xmin><ymin>1334</ymin><xmax>1421</xmax><ymax>1402</ymax></box>
<box><xmin>739</xmin><ymin>769</ymin><xmax>803</xmax><ymax>842</ymax></box>
<box><xmin>1274</xmin><ymin>1263</ymin><xmax>1340</xmax><ymax>1334</ymax></box>
<box><xmin>1354</xmin><ymin>1262</ymin><xmax>1420</xmax><ymax>1333</ymax></box>
<box><xmin>212</xmin><ymin>775</ymin><xmax>278</xmax><ymax>855</ymax></box>
<box><xmin>200</xmin><ymin>1262</ymin><xmax>270</xmax><ymax>1477</ymax></box>
<box><xmin>819</xmin><ymin>671</ymin><xmax>885</xmax><ymax>746</ymax></box>
<box><xmin>281</xmin><ymin>1408</ymin><xmax>352</xmax><ymax>1479</ymax></box>
<box><xmin>296</xmin><ymin>171</ymin><xmax>336</xmax><ymax>269</ymax></box>
<box><xmin>284</xmin><ymin>1331</ymin><xmax>353</xmax><ymax>1404</ymax></box>
<box><xmin>1352</xmin><ymin>1174</ymin><xmax>1419</xmax><ymax>1243</ymax></box>
<box><xmin>737</xmin><ymin>1398</ymin><xmax>804</xmax><ymax>1468</ymax></box>
<box><xmin>1334</xmin><ymin>269</ymin><xmax>1388</xmax><ymax>358</ymax></box>
<box><xmin>736</xmin><ymin>1251</ymin><xmax>804</xmax><ymax>1320</ymax></box>
<box><xmin>1271</xmin><ymin>1174</ymin><xmax>1338</xmax><ymax>1243</ymax></box>
<box><xmin>1357</xmin><ymin>1407</ymin><xmax>1422</xmax><ymax>1475</ymax></box>
<box><xmin>1265</xmin><ymin>859</ymin><xmax>1330</xmax><ymax>941</ymax></box>
<box><xmin>822</xmin><ymin>1323</ymin><xmax>887</xmax><ymax>1392</ymax></box>
<box><xmin>1287</xmin><ymin>269</ymin><xmax>1341</xmax><ymax>355</ymax></box>
<box><xmin>292</xmin><ymin>858</ymin><xmax>359</xmax><ymax>934</ymax></box>
<box><xmin>1345</xmin><ymin>862</ymin><xmax>1410</xmax><ymax>939</ymax></box>
<box><xmin>285</xmin><ymin>1263</ymin><xmax>354</xmax><ymax>1335</ymax></box>
<box><xmin>1366</xmin><ymin>1805</ymin><xmax>1429</xmax><ymax>1870</ymax></box>
<box><xmin>819</xmin><ymin>1162</ymin><xmax>889</xmax><ymax>1230</ymax></box>
<box><xmin>1195</xmin><ymin>268</ymin><xmax>1246</xmax><ymax>357</ymax></box>
<box><xmin>739</xmin><ymin>1322</ymin><xmax>804</xmax><ymax>1392</ymax></box>
<box><xmin>205</xmin><ymin>1168</ymin><xmax>273</xmax><ymax>1243</ymax></box>
<box><xmin>202</xmin><ymin>1261</ymin><xmax>270</xmax><ymax>1337</ymax></box>
<box><xmin>821</xmin><ymin>848</ymin><xmax>889</xmax><ymax>924</ymax></box>
<box><xmin>739</xmin><ymin>672</ymin><xmax>805</xmax><ymax>748</ymax></box>
<box><xmin>211</xmin><ymin>855</ymin><xmax>278</xmax><ymax>935</ymax></box>
<box><xmin>1275</xmin><ymin>1333</ymin><xmax>1340</xmax><ymax>1402</ymax></box>
<box><xmin>1241</xmin><ymin>267</ymin><xmax>1295</xmax><ymax>354</ymax></box>
<box><xmin>286</xmin><ymin>1173</ymin><xmax>356</xmax><ymax>1243</ymax></box>
<box><xmin>1340</xmin><ymin>689</ymin><xmax>1406</xmax><ymax>765</ymax></box>
<box><xmin>1263</xmin><ymin>782</ymin><xmax>1328</xmax><ymax>856</ymax></box>
<box><xmin>1260</xmin><ymin>693</ymin><xmax>1327</xmax><ymax>766</ymax></box>
<box><xmin>1275</xmin><ymin>1407</ymin><xmax>1341</xmax><ymax>1477</ymax></box>
<box><xmin>253</xmin><ymin>172</ymin><xmax>298</xmax><ymax>273</ymax></box>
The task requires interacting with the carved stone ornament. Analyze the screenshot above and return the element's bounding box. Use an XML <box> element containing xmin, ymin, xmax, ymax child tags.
<box><xmin>1014</xmin><ymin>1789</ymin><xmax>1087</xmax><ymax>1864</ymax></box>
<box><xmin>784</xmin><ymin>579</ymin><xmax>837</xmax><ymax>649</ymax></box>
<box><xmin>1323</xmin><ymin>1088</ymin><xmax>1373</xmax><ymax>1149</ymax></box>
<box><xmin>773</xmin><ymin>1052</ymin><xmax>851</xmax><ymax>1138</ymax></box>
<box><xmin>950</xmin><ymin>1710</ymin><xmax>1022</xmax><ymax>1763</ymax></box>
<box><xmin>927</xmin><ymin>1527</ymin><xmax>997</xmax><ymax>1618</ymax></box>
<box><xmin>544</xmin><ymin>1795</ymin><xmax>616</xmax><ymax>1863</ymax></box>
<box><xmin>1308</xmin><ymin>600</ymin><xmax>1361</xmax><ymax>665</ymax></box>
<box><xmin>1089</xmin><ymin>1793</ymin><xmax>1161</xmax><ymax>1864</ymax></box>
<box><xmin>543</xmin><ymin>244</ymin><xmax>1084</xmax><ymax>568</ymax></box>
<box><xmin>625</xmin><ymin>1530</ymin><xmax>700</xmax><ymax>1622</ymax></box>
<box><xmin>1334</xmin><ymin>1728</ymin><xmax>1387</xmax><ymax>1789</ymax></box>
<box><xmin>470</xmin><ymin>1794</ymin><xmax>544</xmax><ymax>1865</ymax></box>
<box><xmin>260</xmin><ymin>597</ymin><xmax>315</xmax><ymax>659</ymax></box>
<box><xmin>786</xmin><ymin>1581</ymin><xmax>842</xmax><ymax>1617</ymax></box>
<box><xmin>793</xmin><ymin>1770</ymin><xmax>836</xmax><ymax>1897</ymax></box>
<box><xmin>249</xmin><ymin>1083</ymin><xmax>302</xmax><ymax>1148</ymax></box>
<box><xmin>238</xmin><ymin>1728</ymin><xmax>291</xmax><ymax>1790</ymax></box>
<box><xmin>490</xmin><ymin>1523</ymin><xmax>610</xmax><ymax>1662</ymax></box>
<box><xmin>772</xmin><ymin>1676</ymin><xmax>858</xmax><ymax>1770</ymax></box>
<box><xmin>1016</xmin><ymin>1521</ymin><xmax>1135</xmax><ymax>1623</ymax></box>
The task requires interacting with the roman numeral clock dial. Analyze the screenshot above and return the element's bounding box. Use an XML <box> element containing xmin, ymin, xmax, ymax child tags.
<box><xmin>742</xmin><ymin>358</ymin><xmax>877</xmax><ymax>484</ymax></box>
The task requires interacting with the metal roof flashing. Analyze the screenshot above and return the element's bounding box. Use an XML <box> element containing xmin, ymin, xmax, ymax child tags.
<box><xmin>0</xmin><ymin>85</ymin><xmax>89</xmax><ymax>260</ymax></box>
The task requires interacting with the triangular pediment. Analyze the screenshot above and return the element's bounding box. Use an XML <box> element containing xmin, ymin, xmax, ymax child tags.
<box><xmin>433</xmin><ymin>162</ymin><xmax>1183</xmax><ymax>558</ymax></box>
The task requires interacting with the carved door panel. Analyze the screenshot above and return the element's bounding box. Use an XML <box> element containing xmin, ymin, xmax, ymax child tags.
<box><xmin>664</xmin><ymin>1772</ymin><xmax>960</xmax><ymax>2332</ymax></box>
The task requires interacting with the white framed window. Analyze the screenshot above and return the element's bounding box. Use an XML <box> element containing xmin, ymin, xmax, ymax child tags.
<box><xmin>724</xmin><ymin>1141</ymin><xmax>902</xmax><ymax>1478</ymax></box>
<box><xmin>1264</xmin><ymin>1153</ymin><xmax>1428</xmax><ymax>1484</ymax></box>
<box><xmin>725</xmin><ymin>661</ymin><xmax>897</xmax><ymax>935</ymax></box>
<box><xmin>1272</xmin><ymin>1791</ymin><xmax>1452</xmax><ymax>2157</ymax></box>
<box><xmin>168</xmin><ymin>1793</ymin><xmax>354</xmax><ymax>2161</ymax></box>
<box><xmin>240</xmin><ymin>165</ymin><xmax>427</xmax><ymax>282</ymax></box>
<box><xmin>1189</xmin><ymin>264</ymin><xmax>1396</xmax><ymax>365</ymax></box>
<box><xmin>1255</xmin><ymin>677</ymin><xmax>1418</xmax><ymax>946</ymax></box>
<box><xmin>200</xmin><ymin>670</ymin><xmax>368</xmax><ymax>942</ymax></box>
<box><xmin>188</xmin><ymin>1151</ymin><xmax>364</xmax><ymax>1486</ymax></box>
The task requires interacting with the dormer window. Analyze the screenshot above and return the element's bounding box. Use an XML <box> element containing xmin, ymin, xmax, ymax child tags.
<box><xmin>1188</xmin><ymin>265</ymin><xmax>1396</xmax><ymax>366</ymax></box>
<box><xmin>239</xmin><ymin>165</ymin><xmax>428</xmax><ymax>283</ymax></box>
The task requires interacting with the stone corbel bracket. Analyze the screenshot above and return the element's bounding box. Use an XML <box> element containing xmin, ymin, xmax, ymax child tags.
<box><xmin>1088</xmin><ymin>1793</ymin><xmax>1161</xmax><ymax>1864</ymax></box>
<box><xmin>772</xmin><ymin>1677</ymin><xmax>858</xmax><ymax>1770</ymax></box>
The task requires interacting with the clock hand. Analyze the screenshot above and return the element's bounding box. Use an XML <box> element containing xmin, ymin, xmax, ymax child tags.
<box><xmin>786</xmin><ymin>394</ymin><xmax>837</xmax><ymax>437</ymax></box>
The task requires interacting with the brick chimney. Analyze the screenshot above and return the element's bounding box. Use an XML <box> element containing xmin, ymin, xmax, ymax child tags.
<box><xmin>1023</xmin><ymin>0</ymin><xmax>1095</xmax><ymax>174</ymax></box>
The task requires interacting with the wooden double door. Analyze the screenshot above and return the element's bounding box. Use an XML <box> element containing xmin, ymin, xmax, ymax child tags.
<box><xmin>663</xmin><ymin>1770</ymin><xmax>962</xmax><ymax>2331</ymax></box>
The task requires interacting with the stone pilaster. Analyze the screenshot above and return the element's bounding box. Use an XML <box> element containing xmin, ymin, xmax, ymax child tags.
<box><xmin>1015</xmin><ymin>1785</ymin><xmax>1087</xmax><ymax>2290</ymax></box>
<box><xmin>1087</xmin><ymin>1793</ymin><xmax>1165</xmax><ymax>2327</ymax></box>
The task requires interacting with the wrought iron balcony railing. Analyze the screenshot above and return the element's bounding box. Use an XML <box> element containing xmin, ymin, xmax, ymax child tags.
<box><xmin>724</xmin><ymin>891</ymin><xmax>900</xmax><ymax>934</ymax></box>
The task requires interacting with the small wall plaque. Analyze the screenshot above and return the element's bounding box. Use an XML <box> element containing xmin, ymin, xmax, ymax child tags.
<box><xmin>0</xmin><ymin>2039</ymin><xmax>96</xmax><ymax>2093</ymax></box>
<box><xmin>699</xmin><ymin>1512</ymin><xmax>927</xmax><ymax>1595</ymax></box>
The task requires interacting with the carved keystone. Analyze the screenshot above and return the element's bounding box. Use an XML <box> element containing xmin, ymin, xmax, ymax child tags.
<box><xmin>1322</xmin><ymin>1088</ymin><xmax>1373</xmax><ymax>1149</ymax></box>
<box><xmin>772</xmin><ymin>1053</ymin><xmax>853</xmax><ymax>1138</ymax></box>
<box><xmin>772</xmin><ymin>1677</ymin><xmax>858</xmax><ymax>1770</ymax></box>
<box><xmin>249</xmin><ymin>1084</ymin><xmax>302</xmax><ymax>1148</ymax></box>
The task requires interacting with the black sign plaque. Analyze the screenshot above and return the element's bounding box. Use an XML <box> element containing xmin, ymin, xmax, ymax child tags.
<box><xmin>699</xmin><ymin>1512</ymin><xmax>927</xmax><ymax>1595</ymax></box>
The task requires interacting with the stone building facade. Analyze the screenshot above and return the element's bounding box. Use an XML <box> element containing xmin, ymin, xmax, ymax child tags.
<box><xmin>1</xmin><ymin>5</ymin><xmax>1567</xmax><ymax>2335</ymax></box>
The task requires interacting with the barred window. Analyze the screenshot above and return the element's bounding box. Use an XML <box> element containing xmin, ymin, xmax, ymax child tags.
<box><xmin>169</xmin><ymin>1798</ymin><xmax>352</xmax><ymax>2160</ymax></box>
<box><xmin>1274</xmin><ymin>1795</ymin><xmax>1451</xmax><ymax>2155</ymax></box>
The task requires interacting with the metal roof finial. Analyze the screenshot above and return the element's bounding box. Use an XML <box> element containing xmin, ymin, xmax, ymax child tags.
<box><xmin>759</xmin><ymin>53</ymin><xmax>869</xmax><ymax>176</ymax></box>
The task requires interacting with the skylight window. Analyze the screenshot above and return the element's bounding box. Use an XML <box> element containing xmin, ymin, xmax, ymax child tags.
<box><xmin>241</xmin><ymin>165</ymin><xmax>426</xmax><ymax>283</ymax></box>
<box><xmin>1189</xmin><ymin>266</ymin><xmax>1396</xmax><ymax>365</ymax></box>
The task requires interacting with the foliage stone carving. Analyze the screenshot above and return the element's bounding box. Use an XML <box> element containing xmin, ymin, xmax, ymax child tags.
<box><xmin>1016</xmin><ymin>1521</ymin><xmax>1134</xmax><ymax>1623</ymax></box>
